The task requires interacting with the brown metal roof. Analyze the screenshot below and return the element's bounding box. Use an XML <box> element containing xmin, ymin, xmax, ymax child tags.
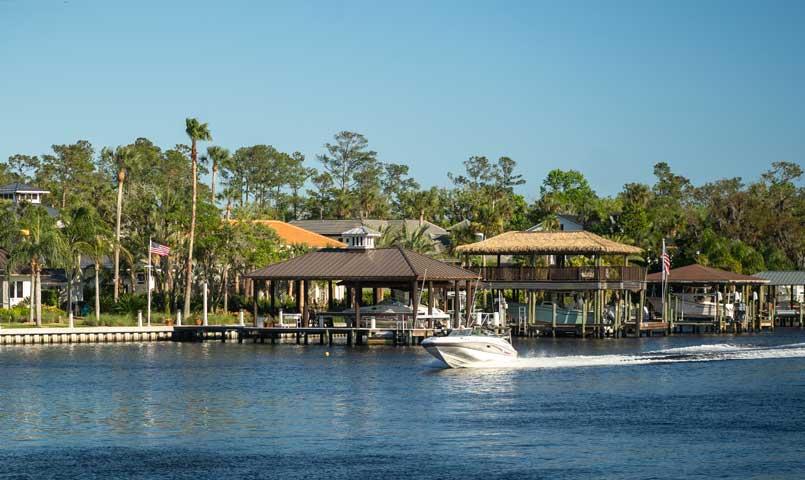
<box><xmin>245</xmin><ymin>246</ymin><xmax>480</xmax><ymax>282</ymax></box>
<box><xmin>646</xmin><ymin>263</ymin><xmax>769</xmax><ymax>284</ymax></box>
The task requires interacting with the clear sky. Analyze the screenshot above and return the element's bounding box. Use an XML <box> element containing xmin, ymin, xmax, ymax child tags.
<box><xmin>1</xmin><ymin>0</ymin><xmax>803</xmax><ymax>198</ymax></box>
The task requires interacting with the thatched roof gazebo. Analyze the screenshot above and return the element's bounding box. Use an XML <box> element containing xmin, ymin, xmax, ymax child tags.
<box><xmin>455</xmin><ymin>231</ymin><xmax>643</xmax><ymax>256</ymax></box>
<box><xmin>453</xmin><ymin>230</ymin><xmax>647</xmax><ymax>338</ymax></box>
<box><xmin>454</xmin><ymin>231</ymin><xmax>644</xmax><ymax>290</ymax></box>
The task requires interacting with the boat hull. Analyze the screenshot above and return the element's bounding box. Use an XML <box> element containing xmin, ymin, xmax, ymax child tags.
<box><xmin>422</xmin><ymin>336</ymin><xmax>518</xmax><ymax>368</ymax></box>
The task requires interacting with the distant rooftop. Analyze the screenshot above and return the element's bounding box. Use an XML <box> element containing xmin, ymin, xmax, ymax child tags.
<box><xmin>0</xmin><ymin>182</ymin><xmax>49</xmax><ymax>194</ymax></box>
<box><xmin>753</xmin><ymin>271</ymin><xmax>805</xmax><ymax>286</ymax></box>
<box><xmin>234</xmin><ymin>220</ymin><xmax>346</xmax><ymax>249</ymax></box>
<box><xmin>646</xmin><ymin>264</ymin><xmax>768</xmax><ymax>285</ymax></box>
<box><xmin>291</xmin><ymin>219</ymin><xmax>448</xmax><ymax>238</ymax></box>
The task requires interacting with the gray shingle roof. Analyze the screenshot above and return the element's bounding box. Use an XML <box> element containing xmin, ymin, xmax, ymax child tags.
<box><xmin>754</xmin><ymin>271</ymin><xmax>805</xmax><ymax>286</ymax></box>
<box><xmin>0</xmin><ymin>183</ymin><xmax>49</xmax><ymax>194</ymax></box>
<box><xmin>245</xmin><ymin>246</ymin><xmax>478</xmax><ymax>282</ymax></box>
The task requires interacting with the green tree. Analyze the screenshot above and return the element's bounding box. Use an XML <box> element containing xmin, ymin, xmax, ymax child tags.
<box><xmin>100</xmin><ymin>145</ymin><xmax>140</xmax><ymax>303</ymax></box>
<box><xmin>76</xmin><ymin>216</ymin><xmax>114</xmax><ymax>322</ymax></box>
<box><xmin>317</xmin><ymin>131</ymin><xmax>379</xmax><ymax>218</ymax></box>
<box><xmin>204</xmin><ymin>145</ymin><xmax>230</xmax><ymax>203</ymax></box>
<box><xmin>19</xmin><ymin>206</ymin><xmax>66</xmax><ymax>325</ymax></box>
<box><xmin>183</xmin><ymin>118</ymin><xmax>213</xmax><ymax>317</ymax></box>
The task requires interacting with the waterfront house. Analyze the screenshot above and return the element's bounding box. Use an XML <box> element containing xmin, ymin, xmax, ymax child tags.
<box><xmin>1</xmin><ymin>250</ymin><xmax>69</xmax><ymax>309</ymax></box>
<box><xmin>290</xmin><ymin>219</ymin><xmax>451</xmax><ymax>254</ymax></box>
<box><xmin>526</xmin><ymin>213</ymin><xmax>584</xmax><ymax>232</ymax></box>
<box><xmin>0</xmin><ymin>182</ymin><xmax>60</xmax><ymax>220</ymax></box>
<box><xmin>1</xmin><ymin>184</ymin><xmax>67</xmax><ymax>309</ymax></box>
<box><xmin>246</xmin><ymin>220</ymin><xmax>346</xmax><ymax>249</ymax></box>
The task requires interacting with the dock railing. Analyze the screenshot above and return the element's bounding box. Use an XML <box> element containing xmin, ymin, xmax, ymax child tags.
<box><xmin>474</xmin><ymin>265</ymin><xmax>645</xmax><ymax>283</ymax></box>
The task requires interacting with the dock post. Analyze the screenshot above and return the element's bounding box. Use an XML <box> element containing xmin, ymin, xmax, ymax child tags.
<box><xmin>800</xmin><ymin>302</ymin><xmax>803</xmax><ymax>330</ymax></box>
<box><xmin>239</xmin><ymin>309</ymin><xmax>245</xmax><ymax>326</ymax></box>
<box><xmin>581</xmin><ymin>293</ymin><xmax>587</xmax><ymax>338</ymax></box>
<box><xmin>551</xmin><ymin>302</ymin><xmax>557</xmax><ymax>338</ymax></box>
<box><xmin>593</xmin><ymin>290</ymin><xmax>601</xmax><ymax>338</ymax></box>
<box><xmin>68</xmin><ymin>312</ymin><xmax>74</xmax><ymax>329</ymax></box>
<box><xmin>176</xmin><ymin>310</ymin><xmax>182</xmax><ymax>326</ymax></box>
<box><xmin>138</xmin><ymin>311</ymin><xmax>143</xmax><ymax>328</ymax></box>
<box><xmin>638</xmin><ymin>289</ymin><xmax>644</xmax><ymax>337</ymax></box>
<box><xmin>203</xmin><ymin>282</ymin><xmax>208</xmax><ymax>326</ymax></box>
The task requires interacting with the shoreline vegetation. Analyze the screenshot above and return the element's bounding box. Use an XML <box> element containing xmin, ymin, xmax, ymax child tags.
<box><xmin>1</xmin><ymin>119</ymin><xmax>803</xmax><ymax>328</ymax></box>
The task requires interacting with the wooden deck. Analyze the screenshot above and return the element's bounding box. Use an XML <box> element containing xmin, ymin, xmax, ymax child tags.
<box><xmin>172</xmin><ymin>325</ymin><xmax>438</xmax><ymax>346</ymax></box>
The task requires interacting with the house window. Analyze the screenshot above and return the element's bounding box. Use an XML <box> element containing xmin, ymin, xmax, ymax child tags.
<box><xmin>10</xmin><ymin>281</ymin><xmax>24</xmax><ymax>298</ymax></box>
<box><xmin>136</xmin><ymin>273</ymin><xmax>146</xmax><ymax>285</ymax></box>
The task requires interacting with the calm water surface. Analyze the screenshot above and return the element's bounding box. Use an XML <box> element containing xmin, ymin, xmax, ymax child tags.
<box><xmin>1</xmin><ymin>331</ymin><xmax>804</xmax><ymax>479</ymax></box>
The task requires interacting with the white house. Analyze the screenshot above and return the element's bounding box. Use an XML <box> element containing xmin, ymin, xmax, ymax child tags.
<box><xmin>526</xmin><ymin>214</ymin><xmax>584</xmax><ymax>232</ymax></box>
<box><xmin>1</xmin><ymin>183</ymin><xmax>67</xmax><ymax>309</ymax></box>
<box><xmin>0</xmin><ymin>182</ymin><xmax>49</xmax><ymax>205</ymax></box>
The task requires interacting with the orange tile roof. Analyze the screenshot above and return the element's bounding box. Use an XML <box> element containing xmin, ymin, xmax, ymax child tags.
<box><xmin>247</xmin><ymin>220</ymin><xmax>346</xmax><ymax>249</ymax></box>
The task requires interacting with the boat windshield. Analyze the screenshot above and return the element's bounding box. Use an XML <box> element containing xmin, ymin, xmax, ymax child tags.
<box><xmin>448</xmin><ymin>328</ymin><xmax>474</xmax><ymax>337</ymax></box>
<box><xmin>448</xmin><ymin>327</ymin><xmax>497</xmax><ymax>337</ymax></box>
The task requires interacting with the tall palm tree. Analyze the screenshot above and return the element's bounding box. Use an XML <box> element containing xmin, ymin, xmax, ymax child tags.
<box><xmin>106</xmin><ymin>146</ymin><xmax>138</xmax><ymax>303</ymax></box>
<box><xmin>19</xmin><ymin>206</ymin><xmax>65</xmax><ymax>326</ymax></box>
<box><xmin>205</xmin><ymin>145</ymin><xmax>230</xmax><ymax>202</ymax></box>
<box><xmin>183</xmin><ymin>118</ymin><xmax>212</xmax><ymax>317</ymax></box>
<box><xmin>77</xmin><ymin>222</ymin><xmax>114</xmax><ymax>323</ymax></box>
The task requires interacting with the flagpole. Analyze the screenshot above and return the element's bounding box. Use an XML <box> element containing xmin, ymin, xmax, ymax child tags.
<box><xmin>661</xmin><ymin>238</ymin><xmax>667</xmax><ymax>323</ymax></box>
<box><xmin>147</xmin><ymin>237</ymin><xmax>152</xmax><ymax>326</ymax></box>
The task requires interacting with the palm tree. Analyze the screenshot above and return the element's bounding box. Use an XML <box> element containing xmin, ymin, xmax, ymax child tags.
<box><xmin>378</xmin><ymin>223</ymin><xmax>438</xmax><ymax>256</ymax></box>
<box><xmin>183</xmin><ymin>118</ymin><xmax>213</xmax><ymax>317</ymax></box>
<box><xmin>19</xmin><ymin>206</ymin><xmax>66</xmax><ymax>326</ymax></box>
<box><xmin>205</xmin><ymin>145</ymin><xmax>230</xmax><ymax>202</ymax></box>
<box><xmin>106</xmin><ymin>146</ymin><xmax>138</xmax><ymax>303</ymax></box>
<box><xmin>61</xmin><ymin>207</ymin><xmax>97</xmax><ymax>317</ymax></box>
<box><xmin>77</xmin><ymin>222</ymin><xmax>114</xmax><ymax>323</ymax></box>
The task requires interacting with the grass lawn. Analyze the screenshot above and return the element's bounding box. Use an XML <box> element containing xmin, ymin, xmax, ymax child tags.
<box><xmin>2</xmin><ymin>312</ymin><xmax>251</xmax><ymax>329</ymax></box>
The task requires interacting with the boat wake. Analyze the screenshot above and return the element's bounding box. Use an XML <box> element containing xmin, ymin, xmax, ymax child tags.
<box><xmin>463</xmin><ymin>342</ymin><xmax>805</xmax><ymax>369</ymax></box>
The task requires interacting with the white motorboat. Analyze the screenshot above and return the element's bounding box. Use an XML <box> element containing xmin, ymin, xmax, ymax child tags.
<box><xmin>358</xmin><ymin>298</ymin><xmax>451</xmax><ymax>319</ymax></box>
<box><xmin>421</xmin><ymin>328</ymin><xmax>518</xmax><ymax>368</ymax></box>
<box><xmin>648</xmin><ymin>292</ymin><xmax>735</xmax><ymax>319</ymax></box>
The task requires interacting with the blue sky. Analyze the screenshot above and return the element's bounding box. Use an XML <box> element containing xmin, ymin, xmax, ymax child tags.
<box><xmin>1</xmin><ymin>0</ymin><xmax>802</xmax><ymax>198</ymax></box>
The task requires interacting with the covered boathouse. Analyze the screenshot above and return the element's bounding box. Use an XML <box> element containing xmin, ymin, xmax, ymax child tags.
<box><xmin>753</xmin><ymin>271</ymin><xmax>805</xmax><ymax>327</ymax></box>
<box><xmin>646</xmin><ymin>264</ymin><xmax>770</xmax><ymax>333</ymax></box>
<box><xmin>244</xmin><ymin>244</ymin><xmax>481</xmax><ymax>337</ymax></box>
<box><xmin>454</xmin><ymin>230</ymin><xmax>648</xmax><ymax>337</ymax></box>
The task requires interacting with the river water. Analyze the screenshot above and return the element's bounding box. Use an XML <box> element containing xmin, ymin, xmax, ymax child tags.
<box><xmin>1</xmin><ymin>331</ymin><xmax>804</xmax><ymax>479</ymax></box>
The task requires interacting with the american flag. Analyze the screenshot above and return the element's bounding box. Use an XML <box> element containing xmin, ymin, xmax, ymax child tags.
<box><xmin>150</xmin><ymin>241</ymin><xmax>170</xmax><ymax>257</ymax></box>
<box><xmin>661</xmin><ymin>239</ymin><xmax>671</xmax><ymax>277</ymax></box>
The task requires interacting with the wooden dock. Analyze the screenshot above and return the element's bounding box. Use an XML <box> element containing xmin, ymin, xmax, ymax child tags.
<box><xmin>172</xmin><ymin>325</ymin><xmax>437</xmax><ymax>346</ymax></box>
